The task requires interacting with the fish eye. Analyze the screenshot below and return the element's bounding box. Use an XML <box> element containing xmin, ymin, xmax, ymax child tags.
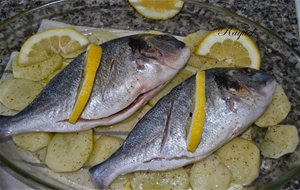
<box><xmin>128</xmin><ymin>37</ymin><xmax>147</xmax><ymax>52</ymax></box>
<box><xmin>128</xmin><ymin>37</ymin><xmax>161</xmax><ymax>59</ymax></box>
<box><xmin>214</xmin><ymin>74</ymin><xmax>240</xmax><ymax>91</ymax></box>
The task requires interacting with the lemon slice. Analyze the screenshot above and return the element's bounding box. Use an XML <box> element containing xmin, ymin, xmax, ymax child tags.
<box><xmin>187</xmin><ymin>71</ymin><xmax>206</xmax><ymax>152</ymax></box>
<box><xmin>128</xmin><ymin>0</ymin><xmax>184</xmax><ymax>20</ymax></box>
<box><xmin>195</xmin><ymin>28</ymin><xmax>261</xmax><ymax>69</ymax></box>
<box><xmin>18</xmin><ymin>28</ymin><xmax>90</xmax><ymax>66</ymax></box>
<box><xmin>69</xmin><ymin>44</ymin><xmax>102</xmax><ymax>124</ymax></box>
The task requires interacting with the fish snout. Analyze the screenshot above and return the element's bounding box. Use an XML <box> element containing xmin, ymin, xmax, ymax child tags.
<box><xmin>228</xmin><ymin>68</ymin><xmax>276</xmax><ymax>91</ymax></box>
<box><xmin>149</xmin><ymin>34</ymin><xmax>191</xmax><ymax>70</ymax></box>
<box><xmin>238</xmin><ymin>69</ymin><xmax>277</xmax><ymax>101</ymax></box>
<box><xmin>158</xmin><ymin>45</ymin><xmax>190</xmax><ymax>70</ymax></box>
<box><xmin>248</xmin><ymin>69</ymin><xmax>276</xmax><ymax>92</ymax></box>
<box><xmin>252</xmin><ymin>71</ymin><xmax>275</xmax><ymax>84</ymax></box>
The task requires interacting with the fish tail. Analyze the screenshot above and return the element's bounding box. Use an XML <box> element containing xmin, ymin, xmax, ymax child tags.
<box><xmin>89</xmin><ymin>159</ymin><xmax>122</xmax><ymax>190</ymax></box>
<box><xmin>0</xmin><ymin>115</ymin><xmax>12</xmax><ymax>139</ymax></box>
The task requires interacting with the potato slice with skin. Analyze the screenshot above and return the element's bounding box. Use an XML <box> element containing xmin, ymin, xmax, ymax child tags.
<box><xmin>190</xmin><ymin>154</ymin><xmax>232</xmax><ymax>190</ymax></box>
<box><xmin>215</xmin><ymin>137</ymin><xmax>260</xmax><ymax>186</ymax></box>
<box><xmin>13</xmin><ymin>54</ymin><xmax>63</xmax><ymax>81</ymax></box>
<box><xmin>0</xmin><ymin>79</ymin><xmax>44</xmax><ymax>111</ymax></box>
<box><xmin>255</xmin><ymin>84</ymin><xmax>291</xmax><ymax>127</ymax></box>
<box><xmin>131</xmin><ymin>168</ymin><xmax>189</xmax><ymax>190</ymax></box>
<box><xmin>45</xmin><ymin>130</ymin><xmax>93</xmax><ymax>172</ymax></box>
<box><xmin>260</xmin><ymin>125</ymin><xmax>299</xmax><ymax>159</ymax></box>
<box><xmin>85</xmin><ymin>135</ymin><xmax>123</xmax><ymax>166</ymax></box>
<box><xmin>13</xmin><ymin>133</ymin><xmax>53</xmax><ymax>152</ymax></box>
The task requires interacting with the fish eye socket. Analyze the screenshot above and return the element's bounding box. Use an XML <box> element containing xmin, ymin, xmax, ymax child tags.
<box><xmin>128</xmin><ymin>37</ymin><xmax>148</xmax><ymax>52</ymax></box>
<box><xmin>214</xmin><ymin>74</ymin><xmax>240</xmax><ymax>91</ymax></box>
<box><xmin>128</xmin><ymin>37</ymin><xmax>161</xmax><ymax>60</ymax></box>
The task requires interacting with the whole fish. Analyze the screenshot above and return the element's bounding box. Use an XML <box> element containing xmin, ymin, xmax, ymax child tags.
<box><xmin>89</xmin><ymin>68</ymin><xmax>277</xmax><ymax>189</ymax></box>
<box><xmin>0</xmin><ymin>34</ymin><xmax>190</xmax><ymax>137</ymax></box>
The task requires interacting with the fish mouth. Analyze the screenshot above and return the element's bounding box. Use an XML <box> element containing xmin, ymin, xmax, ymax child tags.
<box><xmin>161</xmin><ymin>47</ymin><xmax>191</xmax><ymax>70</ymax></box>
<box><xmin>75</xmin><ymin>82</ymin><xmax>167</xmax><ymax>125</ymax></box>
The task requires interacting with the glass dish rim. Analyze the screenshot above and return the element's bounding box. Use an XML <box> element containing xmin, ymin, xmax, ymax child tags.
<box><xmin>0</xmin><ymin>0</ymin><xmax>299</xmax><ymax>189</ymax></box>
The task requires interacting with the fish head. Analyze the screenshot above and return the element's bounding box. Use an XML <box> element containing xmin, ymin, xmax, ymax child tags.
<box><xmin>128</xmin><ymin>34</ymin><xmax>190</xmax><ymax>91</ymax></box>
<box><xmin>143</xmin><ymin>34</ymin><xmax>190</xmax><ymax>69</ymax></box>
<box><xmin>212</xmin><ymin>67</ymin><xmax>276</xmax><ymax>117</ymax></box>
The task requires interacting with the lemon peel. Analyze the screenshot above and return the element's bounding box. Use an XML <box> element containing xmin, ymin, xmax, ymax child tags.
<box><xmin>128</xmin><ymin>0</ymin><xmax>184</xmax><ymax>20</ymax></box>
<box><xmin>187</xmin><ymin>71</ymin><xmax>206</xmax><ymax>152</ymax></box>
<box><xmin>195</xmin><ymin>28</ymin><xmax>261</xmax><ymax>69</ymax></box>
<box><xmin>18</xmin><ymin>27</ymin><xmax>89</xmax><ymax>66</ymax></box>
<box><xmin>69</xmin><ymin>44</ymin><xmax>102</xmax><ymax>124</ymax></box>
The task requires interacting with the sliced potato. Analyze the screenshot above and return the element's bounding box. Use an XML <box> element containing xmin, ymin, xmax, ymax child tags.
<box><xmin>260</xmin><ymin>125</ymin><xmax>299</xmax><ymax>159</ymax></box>
<box><xmin>45</xmin><ymin>130</ymin><xmax>93</xmax><ymax>172</ymax></box>
<box><xmin>171</xmin><ymin>68</ymin><xmax>195</xmax><ymax>84</ymax></box>
<box><xmin>255</xmin><ymin>84</ymin><xmax>291</xmax><ymax>127</ymax></box>
<box><xmin>183</xmin><ymin>30</ymin><xmax>208</xmax><ymax>52</ymax></box>
<box><xmin>45</xmin><ymin>67</ymin><xmax>63</xmax><ymax>83</ymax></box>
<box><xmin>0</xmin><ymin>78</ymin><xmax>44</xmax><ymax>111</ymax></box>
<box><xmin>187</xmin><ymin>54</ymin><xmax>231</xmax><ymax>70</ymax></box>
<box><xmin>85</xmin><ymin>135</ymin><xmax>123</xmax><ymax>166</ymax></box>
<box><xmin>45</xmin><ymin>61</ymin><xmax>69</xmax><ymax>83</ymax></box>
<box><xmin>94</xmin><ymin>105</ymin><xmax>152</xmax><ymax>139</ymax></box>
<box><xmin>88</xmin><ymin>29</ymin><xmax>118</xmax><ymax>44</ymax></box>
<box><xmin>13</xmin><ymin>54</ymin><xmax>63</xmax><ymax>81</ymax></box>
<box><xmin>13</xmin><ymin>132</ymin><xmax>53</xmax><ymax>152</ymax></box>
<box><xmin>0</xmin><ymin>102</ymin><xmax>18</xmax><ymax>116</ymax></box>
<box><xmin>109</xmin><ymin>174</ymin><xmax>133</xmax><ymax>190</ymax></box>
<box><xmin>240</xmin><ymin>127</ymin><xmax>253</xmax><ymax>141</ymax></box>
<box><xmin>190</xmin><ymin>154</ymin><xmax>232</xmax><ymax>190</ymax></box>
<box><xmin>131</xmin><ymin>168</ymin><xmax>189</xmax><ymax>190</ymax></box>
<box><xmin>215</xmin><ymin>137</ymin><xmax>260</xmax><ymax>185</ymax></box>
<box><xmin>35</xmin><ymin>147</ymin><xmax>48</xmax><ymax>163</ymax></box>
<box><xmin>227</xmin><ymin>183</ymin><xmax>244</xmax><ymax>190</ymax></box>
<box><xmin>149</xmin><ymin>68</ymin><xmax>194</xmax><ymax>106</ymax></box>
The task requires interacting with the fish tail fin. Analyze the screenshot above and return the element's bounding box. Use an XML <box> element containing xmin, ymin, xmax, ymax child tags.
<box><xmin>89</xmin><ymin>158</ymin><xmax>123</xmax><ymax>190</ymax></box>
<box><xmin>0</xmin><ymin>115</ymin><xmax>12</xmax><ymax>139</ymax></box>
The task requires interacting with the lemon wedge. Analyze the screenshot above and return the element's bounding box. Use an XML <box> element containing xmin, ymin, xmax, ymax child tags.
<box><xmin>195</xmin><ymin>28</ymin><xmax>261</xmax><ymax>69</ymax></box>
<box><xmin>187</xmin><ymin>71</ymin><xmax>206</xmax><ymax>152</ymax></box>
<box><xmin>128</xmin><ymin>0</ymin><xmax>184</xmax><ymax>20</ymax></box>
<box><xmin>18</xmin><ymin>28</ymin><xmax>90</xmax><ymax>66</ymax></box>
<box><xmin>69</xmin><ymin>44</ymin><xmax>102</xmax><ymax>124</ymax></box>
